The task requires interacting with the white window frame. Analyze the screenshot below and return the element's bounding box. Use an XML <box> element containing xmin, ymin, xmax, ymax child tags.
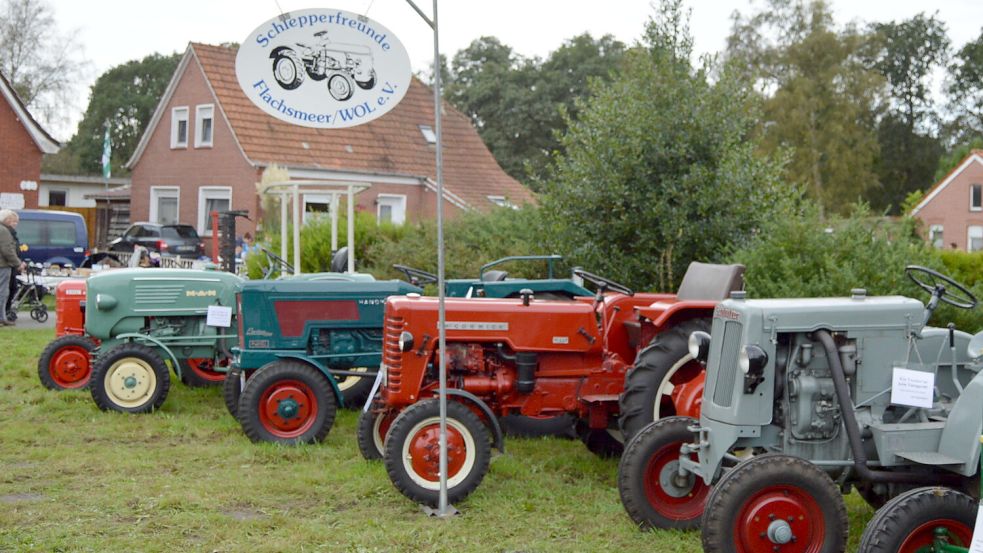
<box><xmin>929</xmin><ymin>224</ymin><xmax>944</xmax><ymax>249</ymax></box>
<box><xmin>197</xmin><ymin>186</ymin><xmax>233</xmax><ymax>235</ymax></box>
<box><xmin>194</xmin><ymin>104</ymin><xmax>214</xmax><ymax>148</ymax></box>
<box><xmin>972</xmin><ymin>184</ymin><xmax>983</xmax><ymax>212</ymax></box>
<box><xmin>46</xmin><ymin>187</ymin><xmax>69</xmax><ymax>207</ymax></box>
<box><xmin>171</xmin><ymin>107</ymin><xmax>189</xmax><ymax>149</ymax></box>
<box><xmin>969</xmin><ymin>226</ymin><xmax>983</xmax><ymax>252</ymax></box>
<box><xmin>418</xmin><ymin>125</ymin><xmax>437</xmax><ymax>144</ymax></box>
<box><xmin>487</xmin><ymin>195</ymin><xmax>517</xmax><ymax>209</ymax></box>
<box><xmin>376</xmin><ymin>194</ymin><xmax>406</xmax><ymax>225</ymax></box>
<box><xmin>150</xmin><ymin>186</ymin><xmax>180</xmax><ymax>225</ymax></box>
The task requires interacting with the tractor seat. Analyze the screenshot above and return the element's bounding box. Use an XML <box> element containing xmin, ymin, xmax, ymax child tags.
<box><xmin>675</xmin><ymin>262</ymin><xmax>746</xmax><ymax>301</ymax></box>
<box><xmin>481</xmin><ymin>270</ymin><xmax>509</xmax><ymax>282</ymax></box>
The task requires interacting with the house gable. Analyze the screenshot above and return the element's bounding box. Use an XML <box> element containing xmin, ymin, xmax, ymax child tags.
<box><xmin>911</xmin><ymin>150</ymin><xmax>983</xmax><ymax>251</ymax></box>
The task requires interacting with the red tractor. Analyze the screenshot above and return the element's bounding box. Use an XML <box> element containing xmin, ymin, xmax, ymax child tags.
<box><xmin>364</xmin><ymin>263</ymin><xmax>744</xmax><ymax>507</ymax></box>
<box><xmin>38</xmin><ymin>279</ymin><xmax>96</xmax><ymax>390</ymax></box>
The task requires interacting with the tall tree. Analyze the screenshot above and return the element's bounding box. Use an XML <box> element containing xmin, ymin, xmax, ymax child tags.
<box><xmin>727</xmin><ymin>0</ymin><xmax>884</xmax><ymax>216</ymax></box>
<box><xmin>445</xmin><ymin>34</ymin><xmax>625</xmax><ymax>186</ymax></box>
<box><xmin>46</xmin><ymin>52</ymin><xmax>180</xmax><ymax>176</ymax></box>
<box><xmin>0</xmin><ymin>0</ymin><xmax>88</xmax><ymax>132</ymax></box>
<box><xmin>865</xmin><ymin>13</ymin><xmax>948</xmax><ymax>213</ymax></box>
<box><xmin>946</xmin><ymin>30</ymin><xmax>983</xmax><ymax>142</ymax></box>
<box><xmin>538</xmin><ymin>0</ymin><xmax>792</xmax><ymax>292</ymax></box>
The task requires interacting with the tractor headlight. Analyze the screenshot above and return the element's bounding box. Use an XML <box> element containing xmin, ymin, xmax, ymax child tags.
<box><xmin>739</xmin><ymin>345</ymin><xmax>768</xmax><ymax>375</ymax></box>
<box><xmin>399</xmin><ymin>331</ymin><xmax>414</xmax><ymax>353</ymax></box>
<box><xmin>688</xmin><ymin>331</ymin><xmax>711</xmax><ymax>362</ymax></box>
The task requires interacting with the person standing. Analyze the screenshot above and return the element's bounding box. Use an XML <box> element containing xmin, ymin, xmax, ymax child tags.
<box><xmin>0</xmin><ymin>209</ymin><xmax>24</xmax><ymax>326</ymax></box>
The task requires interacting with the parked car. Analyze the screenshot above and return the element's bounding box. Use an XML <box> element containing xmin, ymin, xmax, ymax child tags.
<box><xmin>15</xmin><ymin>209</ymin><xmax>88</xmax><ymax>267</ymax></box>
<box><xmin>108</xmin><ymin>222</ymin><xmax>205</xmax><ymax>257</ymax></box>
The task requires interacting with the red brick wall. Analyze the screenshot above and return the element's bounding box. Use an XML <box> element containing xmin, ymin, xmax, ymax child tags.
<box><xmin>129</xmin><ymin>55</ymin><xmax>260</xmax><ymax>236</ymax></box>
<box><xmin>916</xmin><ymin>158</ymin><xmax>983</xmax><ymax>251</ymax></box>
<box><xmin>0</xmin><ymin>97</ymin><xmax>42</xmax><ymax>208</ymax></box>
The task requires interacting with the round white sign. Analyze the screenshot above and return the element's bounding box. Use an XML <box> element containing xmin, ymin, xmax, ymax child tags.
<box><xmin>236</xmin><ymin>9</ymin><xmax>412</xmax><ymax>129</ymax></box>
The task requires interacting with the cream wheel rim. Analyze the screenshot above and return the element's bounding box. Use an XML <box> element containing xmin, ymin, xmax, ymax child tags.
<box><xmin>654</xmin><ymin>353</ymin><xmax>694</xmax><ymax>421</ymax></box>
<box><xmin>105</xmin><ymin>358</ymin><xmax>157</xmax><ymax>408</ymax></box>
<box><xmin>402</xmin><ymin>416</ymin><xmax>476</xmax><ymax>491</ymax></box>
<box><xmin>338</xmin><ymin>367</ymin><xmax>368</xmax><ymax>392</ymax></box>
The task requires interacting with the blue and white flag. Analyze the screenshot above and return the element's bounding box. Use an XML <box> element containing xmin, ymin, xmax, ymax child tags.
<box><xmin>101</xmin><ymin>126</ymin><xmax>111</xmax><ymax>179</ymax></box>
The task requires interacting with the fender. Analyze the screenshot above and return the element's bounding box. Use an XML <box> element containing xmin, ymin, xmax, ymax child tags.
<box><xmin>113</xmin><ymin>332</ymin><xmax>183</xmax><ymax>378</ymax></box>
<box><xmin>273</xmin><ymin>352</ymin><xmax>345</xmax><ymax>407</ymax></box>
<box><xmin>430</xmin><ymin>389</ymin><xmax>505</xmax><ymax>453</ymax></box>
<box><xmin>269</xmin><ymin>45</ymin><xmax>295</xmax><ymax>59</ymax></box>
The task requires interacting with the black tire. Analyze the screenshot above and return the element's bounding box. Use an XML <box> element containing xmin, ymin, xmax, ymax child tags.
<box><xmin>701</xmin><ymin>454</ymin><xmax>848</xmax><ymax>553</ymax></box>
<box><xmin>38</xmin><ymin>334</ymin><xmax>96</xmax><ymax>390</ymax></box>
<box><xmin>31</xmin><ymin>307</ymin><xmax>48</xmax><ymax>323</ymax></box>
<box><xmin>619</xmin><ymin>318</ymin><xmax>710</xmax><ymax>443</ymax></box>
<box><xmin>223</xmin><ymin>366</ymin><xmax>244</xmax><ymax>418</ymax></box>
<box><xmin>618</xmin><ymin>416</ymin><xmax>709</xmax><ymax>530</ymax></box>
<box><xmin>271</xmin><ymin>50</ymin><xmax>304</xmax><ymax>90</ymax></box>
<box><xmin>858</xmin><ymin>486</ymin><xmax>976</xmax><ymax>552</ymax></box>
<box><xmin>178</xmin><ymin>357</ymin><xmax>225</xmax><ymax>388</ymax></box>
<box><xmin>355</xmin><ymin>69</ymin><xmax>376</xmax><ymax>90</ymax></box>
<box><xmin>384</xmin><ymin>399</ymin><xmax>491</xmax><ymax>507</ymax></box>
<box><xmin>500</xmin><ymin>414</ymin><xmax>576</xmax><ymax>439</ymax></box>
<box><xmin>89</xmin><ymin>343</ymin><xmax>170</xmax><ymax>414</ymax></box>
<box><xmin>336</xmin><ymin>367</ymin><xmax>375</xmax><ymax>409</ymax></box>
<box><xmin>576</xmin><ymin>419</ymin><xmax>623</xmax><ymax>458</ymax></box>
<box><xmin>237</xmin><ymin>361</ymin><xmax>336</xmax><ymax>444</ymax></box>
<box><xmin>327</xmin><ymin>73</ymin><xmax>353</xmax><ymax>101</ymax></box>
<box><xmin>356</xmin><ymin>401</ymin><xmax>398</xmax><ymax>461</ymax></box>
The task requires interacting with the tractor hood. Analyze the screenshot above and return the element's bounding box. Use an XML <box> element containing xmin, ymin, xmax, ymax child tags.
<box><xmin>717</xmin><ymin>295</ymin><xmax>925</xmax><ymax>334</ymax></box>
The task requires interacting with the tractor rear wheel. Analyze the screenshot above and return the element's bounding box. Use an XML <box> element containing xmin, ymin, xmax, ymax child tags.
<box><xmin>384</xmin><ymin>399</ymin><xmax>491</xmax><ymax>507</ymax></box>
<box><xmin>90</xmin><ymin>343</ymin><xmax>170</xmax><ymax>413</ymax></box>
<box><xmin>618</xmin><ymin>416</ymin><xmax>709</xmax><ymax>530</ymax></box>
<box><xmin>701</xmin><ymin>453</ymin><xmax>847</xmax><ymax>553</ymax></box>
<box><xmin>619</xmin><ymin>318</ymin><xmax>710</xmax><ymax>443</ymax></box>
<box><xmin>38</xmin><ymin>334</ymin><xmax>96</xmax><ymax>390</ymax></box>
<box><xmin>858</xmin><ymin>486</ymin><xmax>976</xmax><ymax>553</ymax></box>
<box><xmin>575</xmin><ymin>419</ymin><xmax>623</xmax><ymax>458</ymax></box>
<box><xmin>336</xmin><ymin>367</ymin><xmax>375</xmax><ymax>409</ymax></box>
<box><xmin>238</xmin><ymin>361</ymin><xmax>336</xmax><ymax>444</ymax></box>
<box><xmin>356</xmin><ymin>401</ymin><xmax>398</xmax><ymax>460</ymax></box>
<box><xmin>179</xmin><ymin>357</ymin><xmax>226</xmax><ymax>388</ymax></box>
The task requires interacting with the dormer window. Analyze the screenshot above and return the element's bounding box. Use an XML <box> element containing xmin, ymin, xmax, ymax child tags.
<box><xmin>488</xmin><ymin>195</ymin><xmax>517</xmax><ymax>209</ymax></box>
<box><xmin>419</xmin><ymin>125</ymin><xmax>437</xmax><ymax>144</ymax></box>
<box><xmin>972</xmin><ymin>184</ymin><xmax>982</xmax><ymax>211</ymax></box>
<box><xmin>171</xmin><ymin>107</ymin><xmax>188</xmax><ymax>148</ymax></box>
<box><xmin>195</xmin><ymin>104</ymin><xmax>214</xmax><ymax>148</ymax></box>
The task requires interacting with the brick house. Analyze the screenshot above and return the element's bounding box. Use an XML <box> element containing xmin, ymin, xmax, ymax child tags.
<box><xmin>0</xmin><ymin>71</ymin><xmax>60</xmax><ymax>210</ymax></box>
<box><xmin>911</xmin><ymin>150</ymin><xmax>983</xmax><ymax>251</ymax></box>
<box><xmin>126</xmin><ymin>43</ymin><xmax>534</xmax><ymax>237</ymax></box>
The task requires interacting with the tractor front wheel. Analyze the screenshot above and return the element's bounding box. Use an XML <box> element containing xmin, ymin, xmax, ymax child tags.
<box><xmin>618</xmin><ymin>416</ymin><xmax>709</xmax><ymax>530</ymax></box>
<box><xmin>356</xmin><ymin>401</ymin><xmax>398</xmax><ymax>460</ymax></box>
<box><xmin>384</xmin><ymin>399</ymin><xmax>491</xmax><ymax>507</ymax></box>
<box><xmin>618</xmin><ymin>318</ymin><xmax>710</xmax><ymax>443</ymax></box>
<box><xmin>179</xmin><ymin>357</ymin><xmax>226</xmax><ymax>388</ymax></box>
<box><xmin>89</xmin><ymin>343</ymin><xmax>170</xmax><ymax>413</ymax></box>
<box><xmin>336</xmin><ymin>367</ymin><xmax>375</xmax><ymax>408</ymax></box>
<box><xmin>858</xmin><ymin>486</ymin><xmax>976</xmax><ymax>553</ymax></box>
<box><xmin>38</xmin><ymin>334</ymin><xmax>96</xmax><ymax>390</ymax></box>
<box><xmin>238</xmin><ymin>361</ymin><xmax>336</xmax><ymax>444</ymax></box>
<box><xmin>701</xmin><ymin>453</ymin><xmax>847</xmax><ymax>553</ymax></box>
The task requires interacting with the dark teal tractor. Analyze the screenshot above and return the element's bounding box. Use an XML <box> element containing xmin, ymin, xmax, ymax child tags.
<box><xmin>396</xmin><ymin>255</ymin><xmax>591</xmax><ymax>300</ymax></box>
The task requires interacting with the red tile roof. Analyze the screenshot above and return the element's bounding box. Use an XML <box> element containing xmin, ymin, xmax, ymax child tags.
<box><xmin>191</xmin><ymin>42</ymin><xmax>534</xmax><ymax>210</ymax></box>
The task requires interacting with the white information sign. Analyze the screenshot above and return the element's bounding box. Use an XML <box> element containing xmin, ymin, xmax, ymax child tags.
<box><xmin>0</xmin><ymin>193</ymin><xmax>24</xmax><ymax>209</ymax></box>
<box><xmin>206</xmin><ymin>305</ymin><xmax>233</xmax><ymax>328</ymax></box>
<box><xmin>890</xmin><ymin>367</ymin><xmax>935</xmax><ymax>408</ymax></box>
<box><xmin>969</xmin><ymin>505</ymin><xmax>983</xmax><ymax>553</ymax></box>
<box><xmin>236</xmin><ymin>8</ymin><xmax>412</xmax><ymax>129</ymax></box>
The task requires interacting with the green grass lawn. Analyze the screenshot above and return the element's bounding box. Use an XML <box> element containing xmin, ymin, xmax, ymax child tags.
<box><xmin>0</xmin><ymin>328</ymin><xmax>874</xmax><ymax>552</ymax></box>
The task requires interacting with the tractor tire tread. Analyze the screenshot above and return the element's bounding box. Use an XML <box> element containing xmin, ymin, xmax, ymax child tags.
<box><xmin>89</xmin><ymin>342</ymin><xmax>170</xmax><ymax>413</ymax></box>
<box><xmin>237</xmin><ymin>360</ymin><xmax>336</xmax><ymax>444</ymax></box>
<box><xmin>857</xmin><ymin>486</ymin><xmax>977</xmax><ymax>552</ymax></box>
<box><xmin>37</xmin><ymin>334</ymin><xmax>96</xmax><ymax>390</ymax></box>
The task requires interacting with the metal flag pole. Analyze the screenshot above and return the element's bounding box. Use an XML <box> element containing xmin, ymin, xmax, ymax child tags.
<box><xmin>405</xmin><ymin>0</ymin><xmax>451</xmax><ymax>517</ymax></box>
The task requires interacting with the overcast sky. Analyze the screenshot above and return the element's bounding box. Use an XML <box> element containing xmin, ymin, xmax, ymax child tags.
<box><xmin>41</xmin><ymin>0</ymin><xmax>983</xmax><ymax>140</ymax></box>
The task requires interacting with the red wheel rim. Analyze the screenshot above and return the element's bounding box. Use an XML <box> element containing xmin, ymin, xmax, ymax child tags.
<box><xmin>897</xmin><ymin>519</ymin><xmax>973</xmax><ymax>552</ymax></box>
<box><xmin>49</xmin><ymin>345</ymin><xmax>91</xmax><ymax>388</ymax></box>
<box><xmin>257</xmin><ymin>379</ymin><xmax>318</xmax><ymax>438</ymax></box>
<box><xmin>733</xmin><ymin>484</ymin><xmax>825</xmax><ymax>553</ymax></box>
<box><xmin>377</xmin><ymin>411</ymin><xmax>397</xmax><ymax>444</ymax></box>
<box><xmin>671</xmin><ymin>370</ymin><xmax>705</xmax><ymax>419</ymax></box>
<box><xmin>408</xmin><ymin>422</ymin><xmax>468</xmax><ymax>482</ymax></box>
<box><xmin>641</xmin><ymin>440</ymin><xmax>709</xmax><ymax>521</ymax></box>
<box><xmin>186</xmin><ymin>358</ymin><xmax>225</xmax><ymax>383</ymax></box>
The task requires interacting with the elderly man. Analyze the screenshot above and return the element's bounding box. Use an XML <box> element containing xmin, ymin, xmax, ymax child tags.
<box><xmin>0</xmin><ymin>209</ymin><xmax>23</xmax><ymax>326</ymax></box>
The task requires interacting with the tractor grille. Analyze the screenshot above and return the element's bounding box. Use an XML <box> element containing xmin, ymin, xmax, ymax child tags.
<box><xmin>711</xmin><ymin>320</ymin><xmax>742</xmax><ymax>408</ymax></box>
<box><xmin>134</xmin><ymin>284</ymin><xmax>184</xmax><ymax>305</ymax></box>
<box><xmin>383</xmin><ymin>315</ymin><xmax>403</xmax><ymax>393</ymax></box>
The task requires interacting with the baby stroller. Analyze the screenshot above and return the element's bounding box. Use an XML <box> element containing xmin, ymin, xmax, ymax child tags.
<box><xmin>8</xmin><ymin>262</ymin><xmax>49</xmax><ymax>323</ymax></box>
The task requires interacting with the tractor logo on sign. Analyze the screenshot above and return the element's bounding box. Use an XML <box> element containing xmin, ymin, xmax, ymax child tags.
<box><xmin>236</xmin><ymin>9</ymin><xmax>412</xmax><ymax>129</ymax></box>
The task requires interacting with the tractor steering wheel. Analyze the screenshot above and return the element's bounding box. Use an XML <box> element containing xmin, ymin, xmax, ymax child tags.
<box><xmin>573</xmin><ymin>268</ymin><xmax>634</xmax><ymax>296</ymax></box>
<box><xmin>905</xmin><ymin>265</ymin><xmax>977</xmax><ymax>309</ymax></box>
<box><xmin>392</xmin><ymin>264</ymin><xmax>438</xmax><ymax>286</ymax></box>
<box><xmin>260</xmin><ymin>247</ymin><xmax>295</xmax><ymax>279</ymax></box>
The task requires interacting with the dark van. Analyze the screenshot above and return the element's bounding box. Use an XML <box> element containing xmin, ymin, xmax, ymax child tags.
<box><xmin>15</xmin><ymin>210</ymin><xmax>89</xmax><ymax>267</ymax></box>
